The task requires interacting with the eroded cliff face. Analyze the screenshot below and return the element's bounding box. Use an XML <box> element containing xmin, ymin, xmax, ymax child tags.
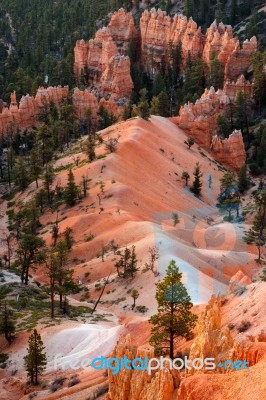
<box><xmin>106</xmin><ymin>293</ymin><xmax>266</xmax><ymax>400</ymax></box>
<box><xmin>176</xmin><ymin>86</ymin><xmax>229</xmax><ymax>149</ymax></box>
<box><xmin>0</xmin><ymin>86</ymin><xmax>104</xmax><ymax>135</ymax></box>
<box><xmin>106</xmin><ymin>335</ymin><xmax>179</xmax><ymax>400</ymax></box>
<box><xmin>188</xmin><ymin>296</ymin><xmax>234</xmax><ymax>375</ymax></box>
<box><xmin>72</xmin><ymin>88</ymin><xmax>99</xmax><ymax>120</ymax></box>
<box><xmin>74</xmin><ymin>9</ymin><xmax>134</xmax><ymax>99</ymax></box>
<box><xmin>139</xmin><ymin>9</ymin><xmax>257</xmax><ymax>78</ymax></box>
<box><xmin>0</xmin><ymin>86</ymin><xmax>69</xmax><ymax>135</ymax></box>
<box><xmin>140</xmin><ymin>9</ymin><xmax>203</xmax><ymax>73</ymax></box>
<box><xmin>176</xmin><ymin>77</ymin><xmax>249</xmax><ymax>170</ymax></box>
<box><xmin>211</xmin><ymin>130</ymin><xmax>246</xmax><ymax>170</ymax></box>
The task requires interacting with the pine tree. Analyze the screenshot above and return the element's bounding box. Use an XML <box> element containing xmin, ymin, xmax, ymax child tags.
<box><xmin>185</xmin><ymin>0</ymin><xmax>195</xmax><ymax>19</ymax></box>
<box><xmin>64</xmin><ymin>169</ymin><xmax>79</xmax><ymax>207</ymax></box>
<box><xmin>0</xmin><ymin>303</ymin><xmax>15</xmax><ymax>343</ymax></box>
<box><xmin>245</xmin><ymin>189</ymin><xmax>266</xmax><ymax>263</ymax></box>
<box><xmin>131</xmin><ymin>289</ymin><xmax>139</xmax><ymax>309</ymax></box>
<box><xmin>158</xmin><ymin>91</ymin><xmax>170</xmax><ymax>117</ymax></box>
<box><xmin>123</xmin><ymin>100</ymin><xmax>133</xmax><ymax>120</ymax></box>
<box><xmin>191</xmin><ymin>162</ymin><xmax>203</xmax><ymax>196</ymax></box>
<box><xmin>217</xmin><ymin>114</ymin><xmax>231</xmax><ymax>138</ymax></box>
<box><xmin>15</xmin><ymin>156</ymin><xmax>29</xmax><ymax>190</ymax></box>
<box><xmin>150</xmin><ymin>96</ymin><xmax>159</xmax><ymax>115</ymax></box>
<box><xmin>136</xmin><ymin>89</ymin><xmax>150</xmax><ymax>121</ymax></box>
<box><xmin>64</xmin><ymin>227</ymin><xmax>74</xmax><ymax>250</ymax></box>
<box><xmin>16</xmin><ymin>234</ymin><xmax>46</xmax><ymax>285</ymax></box>
<box><xmin>127</xmin><ymin>245</ymin><xmax>138</xmax><ymax>277</ymax></box>
<box><xmin>209</xmin><ymin>55</ymin><xmax>224</xmax><ymax>90</ymax></box>
<box><xmin>231</xmin><ymin>0</ymin><xmax>238</xmax><ymax>25</ymax></box>
<box><xmin>184</xmin><ymin>137</ymin><xmax>195</xmax><ymax>149</ymax></box>
<box><xmin>238</xmin><ymin>164</ymin><xmax>249</xmax><ymax>193</ymax></box>
<box><xmin>24</xmin><ymin>329</ymin><xmax>47</xmax><ymax>385</ymax></box>
<box><xmin>181</xmin><ymin>171</ymin><xmax>190</xmax><ymax>186</ymax></box>
<box><xmin>149</xmin><ymin>260</ymin><xmax>197</xmax><ymax>358</ymax></box>
<box><xmin>29</xmin><ymin>149</ymin><xmax>42</xmax><ymax>188</ymax></box>
<box><xmin>86</xmin><ymin>135</ymin><xmax>96</xmax><ymax>162</ymax></box>
<box><xmin>115</xmin><ymin>246</ymin><xmax>138</xmax><ymax>278</ymax></box>
<box><xmin>43</xmin><ymin>165</ymin><xmax>55</xmax><ymax>205</ymax></box>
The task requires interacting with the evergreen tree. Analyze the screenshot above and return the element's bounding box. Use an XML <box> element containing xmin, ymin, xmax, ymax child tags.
<box><xmin>43</xmin><ymin>165</ymin><xmax>55</xmax><ymax>205</ymax></box>
<box><xmin>220</xmin><ymin>171</ymin><xmax>236</xmax><ymax>192</ymax></box>
<box><xmin>64</xmin><ymin>169</ymin><xmax>79</xmax><ymax>207</ymax></box>
<box><xmin>152</xmin><ymin>73</ymin><xmax>166</xmax><ymax>97</ymax></box>
<box><xmin>149</xmin><ymin>260</ymin><xmax>197</xmax><ymax>358</ymax></box>
<box><xmin>64</xmin><ymin>227</ymin><xmax>74</xmax><ymax>250</ymax></box>
<box><xmin>16</xmin><ymin>234</ymin><xmax>46</xmax><ymax>285</ymax></box>
<box><xmin>158</xmin><ymin>91</ymin><xmax>170</xmax><ymax>117</ymax></box>
<box><xmin>29</xmin><ymin>149</ymin><xmax>42</xmax><ymax>188</ymax></box>
<box><xmin>0</xmin><ymin>303</ymin><xmax>15</xmax><ymax>343</ymax></box>
<box><xmin>184</xmin><ymin>137</ymin><xmax>195</xmax><ymax>149</ymax></box>
<box><xmin>191</xmin><ymin>162</ymin><xmax>203</xmax><ymax>196</ymax></box>
<box><xmin>86</xmin><ymin>136</ymin><xmax>96</xmax><ymax>162</ymax></box>
<box><xmin>15</xmin><ymin>156</ymin><xmax>29</xmax><ymax>190</ymax></box>
<box><xmin>136</xmin><ymin>88</ymin><xmax>150</xmax><ymax>121</ymax></box>
<box><xmin>245</xmin><ymin>189</ymin><xmax>266</xmax><ymax>263</ymax></box>
<box><xmin>127</xmin><ymin>245</ymin><xmax>138</xmax><ymax>277</ymax></box>
<box><xmin>209</xmin><ymin>55</ymin><xmax>224</xmax><ymax>90</ymax></box>
<box><xmin>238</xmin><ymin>164</ymin><xmax>249</xmax><ymax>193</ymax></box>
<box><xmin>231</xmin><ymin>0</ymin><xmax>238</xmax><ymax>25</ymax></box>
<box><xmin>123</xmin><ymin>100</ymin><xmax>133</xmax><ymax>120</ymax></box>
<box><xmin>131</xmin><ymin>289</ymin><xmax>139</xmax><ymax>309</ymax></box>
<box><xmin>217</xmin><ymin>114</ymin><xmax>231</xmax><ymax>138</ymax></box>
<box><xmin>252</xmin><ymin>51</ymin><xmax>266</xmax><ymax>114</ymax></box>
<box><xmin>182</xmin><ymin>171</ymin><xmax>190</xmax><ymax>186</ymax></box>
<box><xmin>185</xmin><ymin>0</ymin><xmax>195</xmax><ymax>19</ymax></box>
<box><xmin>115</xmin><ymin>246</ymin><xmax>138</xmax><ymax>278</ymax></box>
<box><xmin>150</xmin><ymin>96</ymin><xmax>160</xmax><ymax>115</ymax></box>
<box><xmin>24</xmin><ymin>329</ymin><xmax>47</xmax><ymax>385</ymax></box>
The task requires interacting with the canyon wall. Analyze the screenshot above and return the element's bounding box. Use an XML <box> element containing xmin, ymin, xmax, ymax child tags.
<box><xmin>106</xmin><ymin>335</ymin><xmax>179</xmax><ymax>400</ymax></box>
<box><xmin>0</xmin><ymin>86</ymin><xmax>69</xmax><ymax>136</ymax></box>
<box><xmin>176</xmin><ymin>77</ymin><xmax>249</xmax><ymax>170</ymax></box>
<box><xmin>139</xmin><ymin>9</ymin><xmax>257</xmax><ymax>79</ymax></box>
<box><xmin>74</xmin><ymin>8</ymin><xmax>256</xmax><ymax>116</ymax></box>
<box><xmin>74</xmin><ymin>9</ymin><xmax>134</xmax><ymax>99</ymax></box>
<box><xmin>106</xmin><ymin>294</ymin><xmax>265</xmax><ymax>400</ymax></box>
<box><xmin>176</xmin><ymin>86</ymin><xmax>229</xmax><ymax>149</ymax></box>
<box><xmin>0</xmin><ymin>86</ymin><xmax>108</xmax><ymax>136</ymax></box>
<box><xmin>211</xmin><ymin>130</ymin><xmax>246</xmax><ymax>170</ymax></box>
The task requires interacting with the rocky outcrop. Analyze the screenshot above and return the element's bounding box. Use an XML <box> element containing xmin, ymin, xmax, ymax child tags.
<box><xmin>223</xmin><ymin>74</ymin><xmax>253</xmax><ymax>101</ymax></box>
<box><xmin>188</xmin><ymin>296</ymin><xmax>234</xmax><ymax>374</ymax></box>
<box><xmin>0</xmin><ymin>86</ymin><xmax>69</xmax><ymax>135</ymax></box>
<box><xmin>176</xmin><ymin>86</ymin><xmax>229</xmax><ymax>149</ymax></box>
<box><xmin>203</xmin><ymin>21</ymin><xmax>257</xmax><ymax>80</ymax></box>
<box><xmin>106</xmin><ymin>335</ymin><xmax>179</xmax><ymax>400</ymax></box>
<box><xmin>108</xmin><ymin>8</ymin><xmax>138</xmax><ymax>53</ymax></box>
<box><xmin>101</xmin><ymin>55</ymin><xmax>133</xmax><ymax>97</ymax></box>
<box><xmin>225</xmin><ymin>36</ymin><xmax>257</xmax><ymax>81</ymax></box>
<box><xmin>227</xmin><ymin>270</ymin><xmax>252</xmax><ymax>296</ymax></box>
<box><xmin>140</xmin><ymin>9</ymin><xmax>203</xmax><ymax>73</ymax></box>
<box><xmin>74</xmin><ymin>9</ymin><xmax>134</xmax><ymax>98</ymax></box>
<box><xmin>211</xmin><ymin>130</ymin><xmax>246</xmax><ymax>170</ymax></box>
<box><xmin>139</xmin><ymin>10</ymin><xmax>257</xmax><ymax>78</ymax></box>
<box><xmin>72</xmin><ymin>88</ymin><xmax>99</xmax><ymax>120</ymax></box>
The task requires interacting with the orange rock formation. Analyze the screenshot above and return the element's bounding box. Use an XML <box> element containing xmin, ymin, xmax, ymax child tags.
<box><xmin>139</xmin><ymin>9</ymin><xmax>257</xmax><ymax>78</ymax></box>
<box><xmin>74</xmin><ymin>9</ymin><xmax>134</xmax><ymax>98</ymax></box>
<box><xmin>0</xmin><ymin>86</ymin><xmax>69</xmax><ymax>136</ymax></box>
<box><xmin>176</xmin><ymin>78</ymin><xmax>249</xmax><ymax>170</ymax></box>
<box><xmin>211</xmin><ymin>130</ymin><xmax>246</xmax><ymax>170</ymax></box>
<box><xmin>106</xmin><ymin>294</ymin><xmax>266</xmax><ymax>400</ymax></box>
